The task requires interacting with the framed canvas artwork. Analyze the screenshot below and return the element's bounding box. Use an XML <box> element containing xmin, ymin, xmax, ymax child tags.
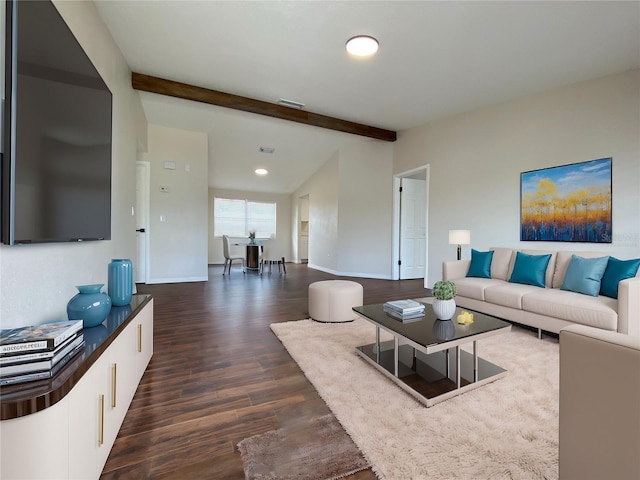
<box><xmin>520</xmin><ymin>158</ymin><xmax>612</xmax><ymax>243</ymax></box>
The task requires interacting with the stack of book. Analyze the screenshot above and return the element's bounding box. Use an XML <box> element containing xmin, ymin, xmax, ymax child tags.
<box><xmin>383</xmin><ymin>299</ymin><xmax>425</xmax><ymax>321</ymax></box>
<box><xmin>0</xmin><ymin>319</ymin><xmax>85</xmax><ymax>386</ymax></box>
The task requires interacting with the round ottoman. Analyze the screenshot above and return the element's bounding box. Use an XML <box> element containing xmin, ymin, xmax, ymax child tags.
<box><xmin>308</xmin><ymin>280</ymin><xmax>364</xmax><ymax>323</ymax></box>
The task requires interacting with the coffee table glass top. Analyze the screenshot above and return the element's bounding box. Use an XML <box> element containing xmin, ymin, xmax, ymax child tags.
<box><xmin>353</xmin><ymin>299</ymin><xmax>511</xmax><ymax>349</ymax></box>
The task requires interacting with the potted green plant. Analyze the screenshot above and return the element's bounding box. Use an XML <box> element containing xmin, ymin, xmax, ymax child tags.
<box><xmin>432</xmin><ymin>280</ymin><xmax>457</xmax><ymax>320</ymax></box>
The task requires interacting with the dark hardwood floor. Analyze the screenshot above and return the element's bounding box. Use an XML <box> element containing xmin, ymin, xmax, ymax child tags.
<box><xmin>101</xmin><ymin>263</ymin><xmax>429</xmax><ymax>479</ymax></box>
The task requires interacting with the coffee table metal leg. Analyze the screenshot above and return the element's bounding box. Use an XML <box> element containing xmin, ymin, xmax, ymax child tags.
<box><xmin>456</xmin><ymin>346</ymin><xmax>461</xmax><ymax>389</ymax></box>
<box><xmin>445</xmin><ymin>349</ymin><xmax>450</xmax><ymax>379</ymax></box>
<box><xmin>474</xmin><ymin>341</ymin><xmax>479</xmax><ymax>382</ymax></box>
<box><xmin>375</xmin><ymin>326</ymin><xmax>380</xmax><ymax>362</ymax></box>
<box><xmin>394</xmin><ymin>336</ymin><xmax>399</xmax><ymax>377</ymax></box>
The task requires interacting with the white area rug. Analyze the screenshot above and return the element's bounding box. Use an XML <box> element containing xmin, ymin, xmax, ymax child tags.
<box><xmin>270</xmin><ymin>317</ymin><xmax>559</xmax><ymax>480</ymax></box>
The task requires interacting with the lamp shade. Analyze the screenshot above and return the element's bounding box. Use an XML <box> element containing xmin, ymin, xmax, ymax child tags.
<box><xmin>449</xmin><ymin>230</ymin><xmax>471</xmax><ymax>245</ymax></box>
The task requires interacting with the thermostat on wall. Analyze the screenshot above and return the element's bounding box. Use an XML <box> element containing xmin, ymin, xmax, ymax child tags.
<box><xmin>163</xmin><ymin>161</ymin><xmax>176</xmax><ymax>170</ymax></box>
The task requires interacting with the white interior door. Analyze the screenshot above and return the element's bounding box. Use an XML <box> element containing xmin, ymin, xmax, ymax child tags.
<box><xmin>399</xmin><ymin>177</ymin><xmax>426</xmax><ymax>279</ymax></box>
<box><xmin>135</xmin><ymin>161</ymin><xmax>150</xmax><ymax>283</ymax></box>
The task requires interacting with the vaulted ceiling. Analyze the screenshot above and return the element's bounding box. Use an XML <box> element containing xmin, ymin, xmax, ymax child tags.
<box><xmin>93</xmin><ymin>1</ymin><xmax>640</xmax><ymax>194</ymax></box>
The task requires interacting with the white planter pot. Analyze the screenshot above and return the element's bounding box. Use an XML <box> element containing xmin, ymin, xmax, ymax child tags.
<box><xmin>432</xmin><ymin>298</ymin><xmax>456</xmax><ymax>320</ymax></box>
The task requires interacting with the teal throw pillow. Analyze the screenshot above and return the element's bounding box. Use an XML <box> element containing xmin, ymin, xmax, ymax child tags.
<box><xmin>561</xmin><ymin>255</ymin><xmax>609</xmax><ymax>297</ymax></box>
<box><xmin>466</xmin><ymin>249</ymin><xmax>494</xmax><ymax>278</ymax></box>
<box><xmin>508</xmin><ymin>251</ymin><xmax>551</xmax><ymax>288</ymax></box>
<box><xmin>599</xmin><ymin>257</ymin><xmax>640</xmax><ymax>299</ymax></box>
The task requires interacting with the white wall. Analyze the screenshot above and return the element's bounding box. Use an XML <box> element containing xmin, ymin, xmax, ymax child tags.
<box><xmin>292</xmin><ymin>139</ymin><xmax>395</xmax><ymax>278</ymax></box>
<box><xmin>338</xmin><ymin>140</ymin><xmax>394</xmax><ymax>278</ymax></box>
<box><xmin>0</xmin><ymin>0</ymin><xmax>147</xmax><ymax>328</ymax></box>
<box><xmin>293</xmin><ymin>152</ymin><xmax>340</xmax><ymax>273</ymax></box>
<box><xmin>142</xmin><ymin>124</ymin><xmax>208</xmax><ymax>283</ymax></box>
<box><xmin>394</xmin><ymin>69</ymin><xmax>640</xmax><ymax>287</ymax></box>
<box><xmin>208</xmin><ymin>188</ymin><xmax>292</xmax><ymax>264</ymax></box>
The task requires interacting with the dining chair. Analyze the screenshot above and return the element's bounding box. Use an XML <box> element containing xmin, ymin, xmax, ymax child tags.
<box><xmin>260</xmin><ymin>234</ymin><xmax>286</xmax><ymax>275</ymax></box>
<box><xmin>222</xmin><ymin>235</ymin><xmax>245</xmax><ymax>275</ymax></box>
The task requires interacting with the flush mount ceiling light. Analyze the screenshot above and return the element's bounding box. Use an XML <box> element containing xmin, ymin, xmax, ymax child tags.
<box><xmin>255</xmin><ymin>168</ymin><xmax>268</xmax><ymax>175</ymax></box>
<box><xmin>346</xmin><ymin>35</ymin><xmax>379</xmax><ymax>57</ymax></box>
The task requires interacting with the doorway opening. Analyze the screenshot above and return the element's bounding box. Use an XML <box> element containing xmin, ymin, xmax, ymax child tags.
<box><xmin>298</xmin><ymin>195</ymin><xmax>309</xmax><ymax>264</ymax></box>
<box><xmin>392</xmin><ymin>165</ymin><xmax>429</xmax><ymax>286</ymax></box>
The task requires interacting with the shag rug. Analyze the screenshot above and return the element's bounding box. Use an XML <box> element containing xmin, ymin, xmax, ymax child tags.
<box><xmin>270</xmin><ymin>317</ymin><xmax>559</xmax><ymax>480</ymax></box>
<box><xmin>237</xmin><ymin>413</ymin><xmax>370</xmax><ymax>480</ymax></box>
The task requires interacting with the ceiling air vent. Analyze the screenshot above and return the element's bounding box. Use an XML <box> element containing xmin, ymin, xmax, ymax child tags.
<box><xmin>277</xmin><ymin>98</ymin><xmax>305</xmax><ymax>109</ymax></box>
<box><xmin>259</xmin><ymin>147</ymin><xmax>275</xmax><ymax>154</ymax></box>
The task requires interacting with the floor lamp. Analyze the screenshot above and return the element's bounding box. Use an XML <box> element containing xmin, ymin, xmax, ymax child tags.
<box><xmin>449</xmin><ymin>230</ymin><xmax>470</xmax><ymax>260</ymax></box>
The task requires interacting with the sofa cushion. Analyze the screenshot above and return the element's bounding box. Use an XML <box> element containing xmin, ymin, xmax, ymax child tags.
<box><xmin>489</xmin><ymin>248</ymin><xmax>514</xmax><ymax>281</ymax></box>
<box><xmin>485</xmin><ymin>282</ymin><xmax>544</xmax><ymax>310</ymax></box>
<box><xmin>509</xmin><ymin>251</ymin><xmax>552</xmax><ymax>288</ymax></box>
<box><xmin>552</xmin><ymin>250</ymin><xmax>608</xmax><ymax>288</ymax></box>
<box><xmin>511</xmin><ymin>249</ymin><xmax>557</xmax><ymax>287</ymax></box>
<box><xmin>561</xmin><ymin>255</ymin><xmax>609</xmax><ymax>297</ymax></box>
<box><xmin>454</xmin><ymin>277</ymin><xmax>505</xmax><ymax>301</ymax></box>
<box><xmin>466</xmin><ymin>249</ymin><xmax>494</xmax><ymax>278</ymax></box>
<box><xmin>523</xmin><ymin>289</ymin><xmax>618</xmax><ymax>330</ymax></box>
<box><xmin>600</xmin><ymin>257</ymin><xmax>640</xmax><ymax>299</ymax></box>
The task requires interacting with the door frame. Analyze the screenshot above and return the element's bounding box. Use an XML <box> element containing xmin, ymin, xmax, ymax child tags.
<box><xmin>392</xmin><ymin>165</ymin><xmax>430</xmax><ymax>286</ymax></box>
<box><xmin>135</xmin><ymin>160</ymin><xmax>150</xmax><ymax>284</ymax></box>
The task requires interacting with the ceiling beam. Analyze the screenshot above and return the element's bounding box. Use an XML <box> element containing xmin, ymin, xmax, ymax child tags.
<box><xmin>131</xmin><ymin>72</ymin><xmax>397</xmax><ymax>142</ymax></box>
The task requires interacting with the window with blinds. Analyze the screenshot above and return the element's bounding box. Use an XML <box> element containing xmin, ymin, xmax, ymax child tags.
<box><xmin>214</xmin><ymin>197</ymin><xmax>276</xmax><ymax>238</ymax></box>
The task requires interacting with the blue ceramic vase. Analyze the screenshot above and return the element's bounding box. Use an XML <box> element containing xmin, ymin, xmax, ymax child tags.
<box><xmin>67</xmin><ymin>284</ymin><xmax>112</xmax><ymax>328</ymax></box>
<box><xmin>108</xmin><ymin>259</ymin><xmax>133</xmax><ymax>307</ymax></box>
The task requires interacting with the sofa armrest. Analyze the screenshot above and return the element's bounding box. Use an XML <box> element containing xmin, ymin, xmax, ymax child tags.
<box><xmin>617</xmin><ymin>276</ymin><xmax>640</xmax><ymax>336</ymax></box>
<box><xmin>559</xmin><ymin>325</ymin><xmax>640</xmax><ymax>480</ymax></box>
<box><xmin>442</xmin><ymin>260</ymin><xmax>470</xmax><ymax>281</ymax></box>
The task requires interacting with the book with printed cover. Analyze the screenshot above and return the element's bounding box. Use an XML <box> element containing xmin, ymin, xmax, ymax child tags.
<box><xmin>0</xmin><ymin>320</ymin><xmax>83</xmax><ymax>356</ymax></box>
<box><xmin>0</xmin><ymin>340</ymin><xmax>85</xmax><ymax>386</ymax></box>
<box><xmin>0</xmin><ymin>333</ymin><xmax>85</xmax><ymax>375</ymax></box>
<box><xmin>383</xmin><ymin>299</ymin><xmax>425</xmax><ymax>314</ymax></box>
<box><xmin>383</xmin><ymin>307</ymin><xmax>425</xmax><ymax>322</ymax></box>
<box><xmin>0</xmin><ymin>330</ymin><xmax>85</xmax><ymax>365</ymax></box>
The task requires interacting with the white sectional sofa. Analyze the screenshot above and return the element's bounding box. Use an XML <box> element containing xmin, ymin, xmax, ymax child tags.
<box><xmin>443</xmin><ymin>248</ymin><xmax>640</xmax><ymax>337</ymax></box>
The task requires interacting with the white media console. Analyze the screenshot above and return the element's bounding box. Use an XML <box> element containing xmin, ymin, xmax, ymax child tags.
<box><xmin>0</xmin><ymin>295</ymin><xmax>154</xmax><ymax>479</ymax></box>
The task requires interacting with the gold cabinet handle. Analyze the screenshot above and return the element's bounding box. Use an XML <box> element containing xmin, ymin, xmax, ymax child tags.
<box><xmin>138</xmin><ymin>324</ymin><xmax>142</xmax><ymax>353</ymax></box>
<box><xmin>99</xmin><ymin>394</ymin><xmax>105</xmax><ymax>446</ymax></box>
<box><xmin>112</xmin><ymin>364</ymin><xmax>117</xmax><ymax>408</ymax></box>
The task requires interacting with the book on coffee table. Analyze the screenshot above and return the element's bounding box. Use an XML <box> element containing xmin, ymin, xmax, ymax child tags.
<box><xmin>383</xmin><ymin>299</ymin><xmax>425</xmax><ymax>315</ymax></box>
<box><xmin>383</xmin><ymin>305</ymin><xmax>425</xmax><ymax>323</ymax></box>
<box><xmin>381</xmin><ymin>299</ymin><xmax>426</xmax><ymax>322</ymax></box>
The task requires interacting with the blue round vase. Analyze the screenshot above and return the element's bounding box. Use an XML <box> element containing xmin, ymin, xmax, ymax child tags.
<box><xmin>67</xmin><ymin>284</ymin><xmax>112</xmax><ymax>328</ymax></box>
<box><xmin>108</xmin><ymin>259</ymin><xmax>133</xmax><ymax>307</ymax></box>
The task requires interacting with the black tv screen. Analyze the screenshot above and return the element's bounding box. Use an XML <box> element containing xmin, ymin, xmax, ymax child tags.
<box><xmin>2</xmin><ymin>0</ymin><xmax>112</xmax><ymax>245</ymax></box>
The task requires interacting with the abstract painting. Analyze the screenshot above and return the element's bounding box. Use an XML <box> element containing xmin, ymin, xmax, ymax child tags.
<box><xmin>520</xmin><ymin>158</ymin><xmax>612</xmax><ymax>243</ymax></box>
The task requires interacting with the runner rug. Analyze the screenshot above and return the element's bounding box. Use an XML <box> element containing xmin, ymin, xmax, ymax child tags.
<box><xmin>237</xmin><ymin>413</ymin><xmax>370</xmax><ymax>480</ymax></box>
<box><xmin>270</xmin><ymin>317</ymin><xmax>559</xmax><ymax>479</ymax></box>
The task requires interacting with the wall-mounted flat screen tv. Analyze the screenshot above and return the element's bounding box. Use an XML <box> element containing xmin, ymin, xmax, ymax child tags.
<box><xmin>2</xmin><ymin>0</ymin><xmax>113</xmax><ymax>245</ymax></box>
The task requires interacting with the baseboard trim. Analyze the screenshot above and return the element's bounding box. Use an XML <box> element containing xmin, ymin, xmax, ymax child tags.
<box><xmin>146</xmin><ymin>276</ymin><xmax>208</xmax><ymax>284</ymax></box>
<box><xmin>307</xmin><ymin>263</ymin><xmax>392</xmax><ymax>280</ymax></box>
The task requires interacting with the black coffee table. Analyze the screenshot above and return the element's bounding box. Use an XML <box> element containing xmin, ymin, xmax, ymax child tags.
<box><xmin>353</xmin><ymin>299</ymin><xmax>511</xmax><ymax>407</ymax></box>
